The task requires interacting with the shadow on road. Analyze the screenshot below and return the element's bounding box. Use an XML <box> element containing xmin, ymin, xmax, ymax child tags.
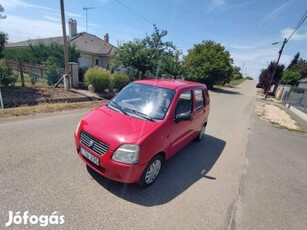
<box><xmin>211</xmin><ymin>88</ymin><xmax>241</xmax><ymax>95</ymax></box>
<box><xmin>87</xmin><ymin>134</ymin><xmax>226</xmax><ymax>206</ymax></box>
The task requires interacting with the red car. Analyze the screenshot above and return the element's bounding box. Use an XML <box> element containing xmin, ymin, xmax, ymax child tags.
<box><xmin>74</xmin><ymin>79</ymin><xmax>210</xmax><ymax>187</ymax></box>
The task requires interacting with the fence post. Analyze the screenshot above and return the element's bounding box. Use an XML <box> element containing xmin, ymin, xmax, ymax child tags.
<box><xmin>18</xmin><ymin>62</ymin><xmax>25</xmax><ymax>87</ymax></box>
<box><xmin>0</xmin><ymin>87</ymin><xmax>4</xmax><ymax>109</ymax></box>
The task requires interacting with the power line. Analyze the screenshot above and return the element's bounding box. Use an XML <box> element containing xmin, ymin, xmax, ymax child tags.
<box><xmin>113</xmin><ymin>0</ymin><xmax>192</xmax><ymax>48</ymax></box>
<box><xmin>287</xmin><ymin>10</ymin><xmax>307</xmax><ymax>41</ymax></box>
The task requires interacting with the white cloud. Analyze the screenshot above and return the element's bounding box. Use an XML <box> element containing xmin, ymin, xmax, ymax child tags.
<box><xmin>208</xmin><ymin>0</ymin><xmax>225</xmax><ymax>11</ymax></box>
<box><xmin>281</xmin><ymin>27</ymin><xmax>307</xmax><ymax>41</ymax></box>
<box><xmin>2</xmin><ymin>0</ymin><xmax>55</xmax><ymax>11</ymax></box>
<box><xmin>3</xmin><ymin>15</ymin><xmax>62</xmax><ymax>42</ymax></box>
<box><xmin>263</xmin><ymin>0</ymin><xmax>293</xmax><ymax>22</ymax></box>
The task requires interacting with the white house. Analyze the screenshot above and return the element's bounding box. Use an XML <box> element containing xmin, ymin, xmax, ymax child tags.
<box><xmin>6</xmin><ymin>19</ymin><xmax>118</xmax><ymax>69</ymax></box>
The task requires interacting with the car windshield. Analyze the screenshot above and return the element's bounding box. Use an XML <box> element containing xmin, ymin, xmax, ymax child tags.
<box><xmin>109</xmin><ymin>83</ymin><xmax>175</xmax><ymax>121</ymax></box>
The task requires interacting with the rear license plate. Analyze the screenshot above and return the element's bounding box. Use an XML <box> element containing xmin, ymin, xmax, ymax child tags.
<box><xmin>80</xmin><ymin>147</ymin><xmax>99</xmax><ymax>166</ymax></box>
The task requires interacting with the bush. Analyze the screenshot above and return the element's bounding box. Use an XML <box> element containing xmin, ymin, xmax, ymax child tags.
<box><xmin>245</xmin><ymin>76</ymin><xmax>253</xmax><ymax>80</ymax></box>
<box><xmin>43</xmin><ymin>56</ymin><xmax>61</xmax><ymax>86</ymax></box>
<box><xmin>112</xmin><ymin>72</ymin><xmax>130</xmax><ymax>91</ymax></box>
<box><xmin>0</xmin><ymin>60</ymin><xmax>18</xmax><ymax>86</ymax></box>
<box><xmin>84</xmin><ymin>67</ymin><xmax>111</xmax><ymax>93</ymax></box>
<box><xmin>29</xmin><ymin>71</ymin><xmax>40</xmax><ymax>86</ymax></box>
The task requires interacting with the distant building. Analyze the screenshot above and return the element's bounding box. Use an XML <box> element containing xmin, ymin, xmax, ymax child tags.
<box><xmin>6</xmin><ymin>19</ymin><xmax>118</xmax><ymax>68</ymax></box>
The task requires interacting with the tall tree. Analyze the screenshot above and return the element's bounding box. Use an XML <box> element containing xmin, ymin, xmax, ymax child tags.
<box><xmin>287</xmin><ymin>52</ymin><xmax>300</xmax><ymax>70</ymax></box>
<box><xmin>258</xmin><ymin>61</ymin><xmax>284</xmax><ymax>93</ymax></box>
<box><xmin>113</xmin><ymin>25</ymin><xmax>177</xmax><ymax>79</ymax></box>
<box><xmin>0</xmin><ymin>32</ymin><xmax>8</xmax><ymax>58</ymax></box>
<box><xmin>183</xmin><ymin>40</ymin><xmax>234</xmax><ymax>89</ymax></box>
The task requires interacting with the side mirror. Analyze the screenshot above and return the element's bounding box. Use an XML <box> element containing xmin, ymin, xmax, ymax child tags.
<box><xmin>175</xmin><ymin>112</ymin><xmax>192</xmax><ymax>123</ymax></box>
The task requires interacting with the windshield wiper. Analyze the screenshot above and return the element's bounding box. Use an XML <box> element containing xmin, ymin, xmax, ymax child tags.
<box><xmin>124</xmin><ymin>108</ymin><xmax>155</xmax><ymax>122</ymax></box>
<box><xmin>108</xmin><ymin>101</ymin><xmax>128</xmax><ymax>115</ymax></box>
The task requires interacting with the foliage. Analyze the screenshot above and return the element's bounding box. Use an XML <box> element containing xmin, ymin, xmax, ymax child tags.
<box><xmin>258</xmin><ymin>61</ymin><xmax>285</xmax><ymax>93</ymax></box>
<box><xmin>183</xmin><ymin>40</ymin><xmax>234</xmax><ymax>89</ymax></box>
<box><xmin>160</xmin><ymin>50</ymin><xmax>185</xmax><ymax>78</ymax></box>
<box><xmin>232</xmin><ymin>66</ymin><xmax>243</xmax><ymax>80</ymax></box>
<box><xmin>84</xmin><ymin>67</ymin><xmax>111</xmax><ymax>93</ymax></box>
<box><xmin>29</xmin><ymin>71</ymin><xmax>40</xmax><ymax>86</ymax></box>
<box><xmin>0</xmin><ymin>32</ymin><xmax>8</xmax><ymax>58</ymax></box>
<box><xmin>78</xmin><ymin>67</ymin><xmax>88</xmax><ymax>82</ymax></box>
<box><xmin>245</xmin><ymin>76</ymin><xmax>253</xmax><ymax>80</ymax></box>
<box><xmin>43</xmin><ymin>56</ymin><xmax>61</xmax><ymax>86</ymax></box>
<box><xmin>0</xmin><ymin>60</ymin><xmax>18</xmax><ymax>86</ymax></box>
<box><xmin>3</xmin><ymin>42</ymin><xmax>80</xmax><ymax>69</ymax></box>
<box><xmin>112</xmin><ymin>72</ymin><xmax>130</xmax><ymax>91</ymax></box>
<box><xmin>280</xmin><ymin>70</ymin><xmax>301</xmax><ymax>85</ymax></box>
<box><xmin>113</xmin><ymin>25</ymin><xmax>178</xmax><ymax>79</ymax></box>
<box><xmin>287</xmin><ymin>52</ymin><xmax>300</xmax><ymax>70</ymax></box>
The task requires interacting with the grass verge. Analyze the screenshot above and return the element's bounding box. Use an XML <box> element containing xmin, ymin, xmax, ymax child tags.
<box><xmin>0</xmin><ymin>101</ymin><xmax>106</xmax><ymax>118</ymax></box>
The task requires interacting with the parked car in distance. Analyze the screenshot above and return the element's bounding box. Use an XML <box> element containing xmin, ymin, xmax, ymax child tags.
<box><xmin>74</xmin><ymin>79</ymin><xmax>210</xmax><ymax>187</ymax></box>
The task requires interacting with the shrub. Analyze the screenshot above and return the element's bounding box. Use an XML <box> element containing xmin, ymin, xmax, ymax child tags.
<box><xmin>29</xmin><ymin>71</ymin><xmax>40</xmax><ymax>86</ymax></box>
<box><xmin>245</xmin><ymin>76</ymin><xmax>253</xmax><ymax>80</ymax></box>
<box><xmin>0</xmin><ymin>60</ymin><xmax>18</xmax><ymax>86</ymax></box>
<box><xmin>112</xmin><ymin>72</ymin><xmax>130</xmax><ymax>91</ymax></box>
<box><xmin>84</xmin><ymin>67</ymin><xmax>111</xmax><ymax>93</ymax></box>
<box><xmin>43</xmin><ymin>56</ymin><xmax>61</xmax><ymax>86</ymax></box>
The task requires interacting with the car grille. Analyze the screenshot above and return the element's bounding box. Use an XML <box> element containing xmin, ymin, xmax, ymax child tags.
<box><xmin>80</xmin><ymin>131</ymin><xmax>109</xmax><ymax>155</ymax></box>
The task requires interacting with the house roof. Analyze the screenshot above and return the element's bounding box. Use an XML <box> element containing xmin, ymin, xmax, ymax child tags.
<box><xmin>6</xmin><ymin>32</ymin><xmax>118</xmax><ymax>56</ymax></box>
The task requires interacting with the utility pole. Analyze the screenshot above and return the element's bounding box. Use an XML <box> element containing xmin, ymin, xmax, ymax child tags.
<box><xmin>83</xmin><ymin>7</ymin><xmax>95</xmax><ymax>32</ymax></box>
<box><xmin>60</xmin><ymin>0</ymin><xmax>69</xmax><ymax>90</ymax></box>
<box><xmin>264</xmin><ymin>38</ymin><xmax>287</xmax><ymax>99</ymax></box>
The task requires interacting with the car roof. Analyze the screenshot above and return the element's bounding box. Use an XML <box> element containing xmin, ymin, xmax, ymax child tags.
<box><xmin>134</xmin><ymin>79</ymin><xmax>206</xmax><ymax>90</ymax></box>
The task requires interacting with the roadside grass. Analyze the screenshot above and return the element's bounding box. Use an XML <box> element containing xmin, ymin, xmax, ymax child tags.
<box><xmin>214</xmin><ymin>78</ymin><xmax>246</xmax><ymax>89</ymax></box>
<box><xmin>0</xmin><ymin>101</ymin><xmax>105</xmax><ymax>118</ymax></box>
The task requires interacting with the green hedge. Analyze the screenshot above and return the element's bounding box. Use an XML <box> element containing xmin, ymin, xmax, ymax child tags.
<box><xmin>84</xmin><ymin>67</ymin><xmax>111</xmax><ymax>93</ymax></box>
<box><xmin>112</xmin><ymin>72</ymin><xmax>130</xmax><ymax>91</ymax></box>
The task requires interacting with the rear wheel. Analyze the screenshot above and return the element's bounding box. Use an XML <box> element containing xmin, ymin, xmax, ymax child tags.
<box><xmin>138</xmin><ymin>155</ymin><xmax>163</xmax><ymax>188</ymax></box>
<box><xmin>195</xmin><ymin>124</ymin><xmax>206</xmax><ymax>142</ymax></box>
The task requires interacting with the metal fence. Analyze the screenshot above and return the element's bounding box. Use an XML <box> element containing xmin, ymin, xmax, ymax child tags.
<box><xmin>283</xmin><ymin>88</ymin><xmax>307</xmax><ymax>114</ymax></box>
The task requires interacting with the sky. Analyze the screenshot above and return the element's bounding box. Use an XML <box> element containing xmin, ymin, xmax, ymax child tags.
<box><xmin>1</xmin><ymin>0</ymin><xmax>307</xmax><ymax>78</ymax></box>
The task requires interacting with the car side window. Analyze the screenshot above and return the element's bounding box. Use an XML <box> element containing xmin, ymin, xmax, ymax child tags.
<box><xmin>175</xmin><ymin>91</ymin><xmax>192</xmax><ymax>115</ymax></box>
<box><xmin>194</xmin><ymin>89</ymin><xmax>204</xmax><ymax>110</ymax></box>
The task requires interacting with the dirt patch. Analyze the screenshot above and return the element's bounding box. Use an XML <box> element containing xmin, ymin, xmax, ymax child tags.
<box><xmin>0</xmin><ymin>86</ymin><xmax>91</xmax><ymax>108</ymax></box>
<box><xmin>256</xmin><ymin>100</ymin><xmax>303</xmax><ymax>132</ymax></box>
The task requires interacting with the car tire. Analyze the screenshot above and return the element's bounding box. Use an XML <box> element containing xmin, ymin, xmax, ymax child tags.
<box><xmin>195</xmin><ymin>124</ymin><xmax>206</xmax><ymax>142</ymax></box>
<box><xmin>138</xmin><ymin>155</ymin><xmax>163</xmax><ymax>188</ymax></box>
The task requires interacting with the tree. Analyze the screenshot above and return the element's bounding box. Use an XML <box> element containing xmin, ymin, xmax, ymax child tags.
<box><xmin>258</xmin><ymin>61</ymin><xmax>284</xmax><ymax>93</ymax></box>
<box><xmin>0</xmin><ymin>32</ymin><xmax>8</xmax><ymax>58</ymax></box>
<box><xmin>160</xmin><ymin>50</ymin><xmax>185</xmax><ymax>78</ymax></box>
<box><xmin>232</xmin><ymin>66</ymin><xmax>243</xmax><ymax>80</ymax></box>
<box><xmin>113</xmin><ymin>25</ymin><xmax>177</xmax><ymax>79</ymax></box>
<box><xmin>280</xmin><ymin>70</ymin><xmax>301</xmax><ymax>85</ymax></box>
<box><xmin>3</xmin><ymin>42</ymin><xmax>80</xmax><ymax>68</ymax></box>
<box><xmin>183</xmin><ymin>40</ymin><xmax>234</xmax><ymax>89</ymax></box>
<box><xmin>287</xmin><ymin>52</ymin><xmax>300</xmax><ymax>70</ymax></box>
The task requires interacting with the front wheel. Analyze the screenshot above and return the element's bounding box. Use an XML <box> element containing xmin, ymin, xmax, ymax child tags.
<box><xmin>138</xmin><ymin>155</ymin><xmax>163</xmax><ymax>188</ymax></box>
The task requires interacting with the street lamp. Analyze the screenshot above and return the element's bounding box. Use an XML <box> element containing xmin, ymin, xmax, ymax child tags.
<box><xmin>264</xmin><ymin>38</ymin><xmax>287</xmax><ymax>99</ymax></box>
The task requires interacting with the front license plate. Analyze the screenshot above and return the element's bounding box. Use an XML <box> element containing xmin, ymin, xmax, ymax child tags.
<box><xmin>80</xmin><ymin>147</ymin><xmax>99</xmax><ymax>166</ymax></box>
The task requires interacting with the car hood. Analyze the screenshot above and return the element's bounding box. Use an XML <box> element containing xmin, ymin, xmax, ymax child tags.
<box><xmin>80</xmin><ymin>105</ymin><xmax>160</xmax><ymax>150</ymax></box>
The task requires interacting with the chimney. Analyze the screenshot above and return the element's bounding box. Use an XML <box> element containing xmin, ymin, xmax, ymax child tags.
<box><xmin>68</xmin><ymin>18</ymin><xmax>77</xmax><ymax>38</ymax></box>
<box><xmin>104</xmin><ymin>33</ymin><xmax>109</xmax><ymax>43</ymax></box>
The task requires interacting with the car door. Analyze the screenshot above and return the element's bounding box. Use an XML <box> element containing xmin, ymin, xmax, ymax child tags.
<box><xmin>191</xmin><ymin>88</ymin><xmax>207</xmax><ymax>134</ymax></box>
<box><xmin>170</xmin><ymin>90</ymin><xmax>194</xmax><ymax>156</ymax></box>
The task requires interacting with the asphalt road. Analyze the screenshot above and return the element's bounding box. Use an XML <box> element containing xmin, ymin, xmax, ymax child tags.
<box><xmin>232</xmin><ymin>113</ymin><xmax>307</xmax><ymax>230</ymax></box>
<box><xmin>0</xmin><ymin>79</ymin><xmax>296</xmax><ymax>230</ymax></box>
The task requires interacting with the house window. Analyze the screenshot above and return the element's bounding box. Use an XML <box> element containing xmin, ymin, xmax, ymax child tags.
<box><xmin>95</xmin><ymin>59</ymin><xmax>99</xmax><ymax>65</ymax></box>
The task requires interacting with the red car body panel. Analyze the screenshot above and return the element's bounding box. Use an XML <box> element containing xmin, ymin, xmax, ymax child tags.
<box><xmin>74</xmin><ymin>79</ymin><xmax>210</xmax><ymax>184</ymax></box>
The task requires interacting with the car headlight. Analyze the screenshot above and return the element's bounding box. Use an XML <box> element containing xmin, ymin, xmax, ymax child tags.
<box><xmin>112</xmin><ymin>144</ymin><xmax>139</xmax><ymax>164</ymax></box>
<box><xmin>75</xmin><ymin>120</ymin><xmax>81</xmax><ymax>135</ymax></box>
